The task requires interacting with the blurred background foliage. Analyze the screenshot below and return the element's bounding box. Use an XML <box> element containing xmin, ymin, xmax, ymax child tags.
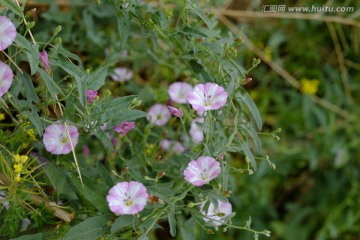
<box><xmin>216</xmin><ymin>0</ymin><xmax>360</xmax><ymax>240</ymax></box>
<box><xmin>2</xmin><ymin>0</ymin><xmax>359</xmax><ymax>239</ymax></box>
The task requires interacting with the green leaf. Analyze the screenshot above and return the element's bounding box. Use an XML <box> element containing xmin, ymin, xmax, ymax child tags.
<box><xmin>179</xmin><ymin>217</ymin><xmax>195</xmax><ymax>240</ymax></box>
<box><xmin>52</xmin><ymin>46</ymin><xmax>82</xmax><ymax>65</ymax></box>
<box><xmin>110</xmin><ymin>215</ymin><xmax>135</xmax><ymax>235</ymax></box>
<box><xmin>191</xmin><ymin>4</ymin><xmax>212</xmax><ymax>28</ymax></box>
<box><xmin>94</xmin><ymin>96</ymin><xmax>136</xmax><ymax>115</ymax></box>
<box><xmin>17</xmin><ymin>72</ymin><xmax>40</xmax><ymax>104</ymax></box>
<box><xmin>87</xmin><ymin>67</ymin><xmax>108</xmax><ymax>91</ymax></box>
<box><xmin>10</xmin><ymin>233</ymin><xmax>43</xmax><ymax>240</ymax></box>
<box><xmin>23</xmin><ymin>107</ymin><xmax>44</xmax><ymax>136</ymax></box>
<box><xmin>182</xmin><ymin>26</ymin><xmax>208</xmax><ymax>38</ymax></box>
<box><xmin>168</xmin><ymin>205</ymin><xmax>177</xmax><ymax>237</ymax></box>
<box><xmin>42</xmin><ymin>162</ymin><xmax>77</xmax><ymax>200</ymax></box>
<box><xmin>15</xmin><ymin>34</ymin><xmax>32</xmax><ymax>50</ymax></box>
<box><xmin>68</xmin><ymin>174</ymin><xmax>109</xmax><ymax>213</ymax></box>
<box><xmin>116</xmin><ymin>13</ymin><xmax>130</xmax><ymax>49</ymax></box>
<box><xmin>241</xmin><ymin>123</ymin><xmax>262</xmax><ymax>154</ymax></box>
<box><xmin>3</xmin><ymin>0</ymin><xmax>24</xmax><ymax>17</ymax></box>
<box><xmin>38</xmin><ymin>68</ymin><xmax>63</xmax><ymax>101</ymax></box>
<box><xmin>94</xmin><ymin>161</ymin><xmax>114</xmax><ymax>187</ymax></box>
<box><xmin>237</xmin><ymin>92</ymin><xmax>263</xmax><ymax>130</ymax></box>
<box><xmin>64</xmin><ymin>95</ymin><xmax>75</xmax><ymax>121</ymax></box>
<box><xmin>54</xmin><ymin>55</ymin><xmax>86</xmax><ymax>106</ymax></box>
<box><xmin>107</xmin><ymin>110</ymin><xmax>147</xmax><ymax>129</ymax></box>
<box><xmin>27</xmin><ymin>44</ymin><xmax>40</xmax><ymax>75</ymax></box>
<box><xmin>93</xmin><ymin>127</ymin><xmax>114</xmax><ymax>151</ymax></box>
<box><xmin>221</xmin><ymin>163</ymin><xmax>230</xmax><ymax>190</ymax></box>
<box><xmin>62</xmin><ymin>215</ymin><xmax>110</xmax><ymax>240</ymax></box>
<box><xmin>242</xmin><ymin>142</ymin><xmax>257</xmax><ymax>172</ymax></box>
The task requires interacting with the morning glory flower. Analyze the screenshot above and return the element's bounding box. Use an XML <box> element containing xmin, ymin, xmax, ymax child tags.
<box><xmin>168</xmin><ymin>82</ymin><xmax>193</xmax><ymax>104</ymax></box>
<box><xmin>183</xmin><ymin>156</ymin><xmax>221</xmax><ymax>186</ymax></box>
<box><xmin>0</xmin><ymin>62</ymin><xmax>13</xmax><ymax>97</ymax></box>
<box><xmin>0</xmin><ymin>16</ymin><xmax>16</xmax><ymax>51</ymax></box>
<box><xmin>43</xmin><ymin>123</ymin><xmax>79</xmax><ymax>155</ymax></box>
<box><xmin>189</xmin><ymin>117</ymin><xmax>204</xmax><ymax>144</ymax></box>
<box><xmin>110</xmin><ymin>67</ymin><xmax>133</xmax><ymax>82</ymax></box>
<box><xmin>167</xmin><ymin>106</ymin><xmax>183</xmax><ymax>118</ymax></box>
<box><xmin>160</xmin><ymin>139</ymin><xmax>185</xmax><ymax>154</ymax></box>
<box><xmin>85</xmin><ymin>90</ymin><xmax>97</xmax><ymax>104</ymax></box>
<box><xmin>147</xmin><ymin>104</ymin><xmax>171</xmax><ymax>126</ymax></box>
<box><xmin>114</xmin><ymin>121</ymin><xmax>135</xmax><ymax>136</ymax></box>
<box><xmin>39</xmin><ymin>50</ymin><xmax>51</xmax><ymax>72</ymax></box>
<box><xmin>200</xmin><ymin>200</ymin><xmax>233</xmax><ymax>226</ymax></box>
<box><xmin>187</xmin><ymin>83</ymin><xmax>228</xmax><ymax>112</ymax></box>
<box><xmin>106</xmin><ymin>181</ymin><xmax>149</xmax><ymax>215</ymax></box>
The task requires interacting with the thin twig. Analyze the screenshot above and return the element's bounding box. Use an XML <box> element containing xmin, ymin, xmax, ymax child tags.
<box><xmin>1</xmin><ymin>51</ymin><xmax>23</xmax><ymax>74</ymax></box>
<box><xmin>64</xmin><ymin>122</ymin><xmax>84</xmax><ymax>187</ymax></box>
<box><xmin>15</xmin><ymin>0</ymin><xmax>36</xmax><ymax>44</ymax></box>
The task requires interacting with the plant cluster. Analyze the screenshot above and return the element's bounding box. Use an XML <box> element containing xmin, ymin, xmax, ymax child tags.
<box><xmin>0</xmin><ymin>0</ymin><xmax>274</xmax><ymax>239</ymax></box>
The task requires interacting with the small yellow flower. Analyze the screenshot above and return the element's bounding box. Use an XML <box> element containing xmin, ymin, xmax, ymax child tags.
<box><xmin>13</xmin><ymin>163</ymin><xmax>23</xmax><ymax>173</ymax></box>
<box><xmin>13</xmin><ymin>154</ymin><xmax>28</xmax><ymax>164</ymax></box>
<box><xmin>0</xmin><ymin>113</ymin><xmax>5</xmax><ymax>121</ymax></box>
<box><xmin>15</xmin><ymin>175</ymin><xmax>21</xmax><ymax>182</ymax></box>
<box><xmin>300</xmin><ymin>78</ymin><xmax>320</xmax><ymax>95</ymax></box>
<box><xmin>27</xmin><ymin>129</ymin><xmax>37</xmax><ymax>141</ymax></box>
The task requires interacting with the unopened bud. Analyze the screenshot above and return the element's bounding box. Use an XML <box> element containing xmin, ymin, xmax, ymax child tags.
<box><xmin>248</xmin><ymin>170</ymin><xmax>254</xmax><ymax>175</ymax></box>
<box><xmin>131</xmin><ymin>97</ymin><xmax>142</xmax><ymax>107</ymax></box>
<box><xmin>264</xmin><ymin>230</ymin><xmax>271</xmax><ymax>237</ymax></box>
<box><xmin>144</xmin><ymin>176</ymin><xmax>152</xmax><ymax>181</ymax></box>
<box><xmin>55</xmin><ymin>37</ymin><xmax>62</xmax><ymax>45</ymax></box>
<box><xmin>187</xmin><ymin>202</ymin><xmax>195</xmax><ymax>208</ymax></box>
<box><xmin>156</xmin><ymin>171</ymin><xmax>165</xmax><ymax>179</ymax></box>
<box><xmin>270</xmin><ymin>163</ymin><xmax>276</xmax><ymax>170</ymax></box>
<box><xmin>25</xmin><ymin>8</ymin><xmax>36</xmax><ymax>18</ymax></box>
<box><xmin>104</xmin><ymin>89</ymin><xmax>111</xmax><ymax>97</ymax></box>
<box><xmin>206</xmin><ymin>229</ymin><xmax>214</xmax><ymax>235</ymax></box>
<box><xmin>223</xmin><ymin>190</ymin><xmax>232</xmax><ymax>197</ymax></box>
<box><xmin>217</xmin><ymin>153</ymin><xmax>224</xmax><ymax>161</ymax></box>
<box><xmin>54</xmin><ymin>25</ymin><xmax>62</xmax><ymax>35</ymax></box>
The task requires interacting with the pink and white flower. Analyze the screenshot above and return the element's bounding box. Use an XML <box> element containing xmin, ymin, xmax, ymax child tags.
<box><xmin>106</xmin><ymin>181</ymin><xmax>149</xmax><ymax>215</ymax></box>
<box><xmin>160</xmin><ymin>139</ymin><xmax>185</xmax><ymax>154</ymax></box>
<box><xmin>168</xmin><ymin>82</ymin><xmax>193</xmax><ymax>104</ymax></box>
<box><xmin>183</xmin><ymin>156</ymin><xmax>221</xmax><ymax>186</ymax></box>
<box><xmin>0</xmin><ymin>16</ymin><xmax>16</xmax><ymax>51</ymax></box>
<box><xmin>147</xmin><ymin>104</ymin><xmax>171</xmax><ymax>126</ymax></box>
<box><xmin>43</xmin><ymin>123</ymin><xmax>79</xmax><ymax>155</ymax></box>
<box><xmin>114</xmin><ymin>121</ymin><xmax>135</xmax><ymax>136</ymax></box>
<box><xmin>110</xmin><ymin>67</ymin><xmax>133</xmax><ymax>82</ymax></box>
<box><xmin>200</xmin><ymin>200</ymin><xmax>233</xmax><ymax>226</ymax></box>
<box><xmin>85</xmin><ymin>90</ymin><xmax>97</xmax><ymax>104</ymax></box>
<box><xmin>168</xmin><ymin>106</ymin><xmax>183</xmax><ymax>118</ymax></box>
<box><xmin>39</xmin><ymin>50</ymin><xmax>51</xmax><ymax>72</ymax></box>
<box><xmin>189</xmin><ymin>117</ymin><xmax>204</xmax><ymax>144</ymax></box>
<box><xmin>187</xmin><ymin>83</ymin><xmax>228</xmax><ymax>112</ymax></box>
<box><xmin>0</xmin><ymin>62</ymin><xmax>13</xmax><ymax>97</ymax></box>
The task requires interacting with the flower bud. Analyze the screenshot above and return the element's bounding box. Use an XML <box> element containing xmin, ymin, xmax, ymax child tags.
<box><xmin>54</xmin><ymin>25</ymin><xmax>62</xmax><ymax>35</ymax></box>
<box><xmin>55</xmin><ymin>37</ymin><xmax>62</xmax><ymax>45</ymax></box>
